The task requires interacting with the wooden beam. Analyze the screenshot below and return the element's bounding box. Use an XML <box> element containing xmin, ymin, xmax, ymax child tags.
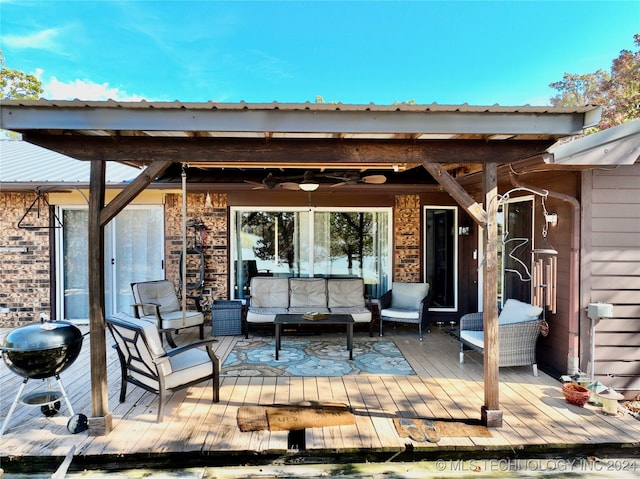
<box><xmin>25</xmin><ymin>135</ymin><xmax>553</xmax><ymax>166</ymax></box>
<box><xmin>481</xmin><ymin>162</ymin><xmax>502</xmax><ymax>427</ymax></box>
<box><xmin>88</xmin><ymin>160</ymin><xmax>113</xmax><ymax>435</ymax></box>
<box><xmin>421</xmin><ymin>162</ymin><xmax>487</xmax><ymax>226</ymax></box>
<box><xmin>100</xmin><ymin>160</ymin><xmax>173</xmax><ymax>226</ymax></box>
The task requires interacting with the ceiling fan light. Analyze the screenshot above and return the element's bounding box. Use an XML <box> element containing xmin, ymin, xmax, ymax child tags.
<box><xmin>299</xmin><ymin>182</ymin><xmax>319</xmax><ymax>192</ymax></box>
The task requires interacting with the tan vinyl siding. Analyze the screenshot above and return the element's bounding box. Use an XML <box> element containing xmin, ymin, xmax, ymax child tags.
<box><xmin>582</xmin><ymin>162</ymin><xmax>640</xmax><ymax>396</ymax></box>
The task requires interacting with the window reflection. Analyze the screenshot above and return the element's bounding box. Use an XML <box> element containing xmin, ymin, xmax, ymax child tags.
<box><xmin>233</xmin><ymin>208</ymin><xmax>389</xmax><ymax>299</ymax></box>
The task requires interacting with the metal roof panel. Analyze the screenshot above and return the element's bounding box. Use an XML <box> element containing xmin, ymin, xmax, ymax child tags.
<box><xmin>0</xmin><ymin>140</ymin><xmax>140</xmax><ymax>184</ymax></box>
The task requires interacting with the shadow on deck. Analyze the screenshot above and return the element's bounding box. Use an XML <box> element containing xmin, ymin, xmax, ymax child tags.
<box><xmin>1</xmin><ymin>322</ymin><xmax>639</xmax><ymax>474</ymax></box>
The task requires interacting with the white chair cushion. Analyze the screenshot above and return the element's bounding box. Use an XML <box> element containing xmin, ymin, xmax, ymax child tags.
<box><xmin>142</xmin><ymin>310</ymin><xmax>203</xmax><ymax>330</ymax></box>
<box><xmin>165</xmin><ymin>349</ymin><xmax>213</xmax><ymax>389</ymax></box>
<box><xmin>380</xmin><ymin>307</ymin><xmax>420</xmax><ymax>320</ymax></box>
<box><xmin>390</xmin><ymin>282</ymin><xmax>430</xmax><ymax>310</ymax></box>
<box><xmin>289</xmin><ymin>278</ymin><xmax>327</xmax><ymax>308</ymax></box>
<box><xmin>498</xmin><ymin>299</ymin><xmax>543</xmax><ymax>325</ymax></box>
<box><xmin>249</xmin><ymin>277</ymin><xmax>290</xmax><ymax>308</ymax></box>
<box><xmin>327</xmin><ymin>279</ymin><xmax>365</xmax><ymax>308</ymax></box>
<box><xmin>460</xmin><ymin>330</ymin><xmax>485</xmax><ymax>350</ymax></box>
<box><xmin>133</xmin><ymin>280</ymin><xmax>181</xmax><ymax>315</ymax></box>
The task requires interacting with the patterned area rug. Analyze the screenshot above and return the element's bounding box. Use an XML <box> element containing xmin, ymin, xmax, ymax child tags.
<box><xmin>221</xmin><ymin>339</ymin><xmax>415</xmax><ymax>376</ymax></box>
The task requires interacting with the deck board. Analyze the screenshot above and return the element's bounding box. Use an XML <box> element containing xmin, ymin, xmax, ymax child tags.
<box><xmin>1</xmin><ymin>324</ymin><xmax>639</xmax><ymax>470</ymax></box>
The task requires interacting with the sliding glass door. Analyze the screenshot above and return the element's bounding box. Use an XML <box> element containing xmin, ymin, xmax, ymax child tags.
<box><xmin>57</xmin><ymin>206</ymin><xmax>164</xmax><ymax>320</ymax></box>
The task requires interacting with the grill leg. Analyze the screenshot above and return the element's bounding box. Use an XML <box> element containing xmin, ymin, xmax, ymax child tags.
<box><xmin>0</xmin><ymin>377</ymin><xmax>28</xmax><ymax>436</ymax></box>
<box><xmin>55</xmin><ymin>375</ymin><xmax>75</xmax><ymax>416</ymax></box>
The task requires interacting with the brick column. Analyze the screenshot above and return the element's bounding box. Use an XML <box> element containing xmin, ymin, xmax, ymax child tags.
<box><xmin>393</xmin><ymin>195</ymin><xmax>421</xmax><ymax>282</ymax></box>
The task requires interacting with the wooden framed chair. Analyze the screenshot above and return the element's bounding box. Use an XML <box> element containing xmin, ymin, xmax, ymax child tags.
<box><xmin>131</xmin><ymin>279</ymin><xmax>204</xmax><ymax>347</ymax></box>
<box><xmin>106</xmin><ymin>312</ymin><xmax>219</xmax><ymax>422</ymax></box>
<box><xmin>379</xmin><ymin>282</ymin><xmax>432</xmax><ymax>341</ymax></box>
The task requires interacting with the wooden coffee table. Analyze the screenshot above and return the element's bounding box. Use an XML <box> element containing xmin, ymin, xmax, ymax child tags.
<box><xmin>274</xmin><ymin>314</ymin><xmax>354</xmax><ymax>360</ymax></box>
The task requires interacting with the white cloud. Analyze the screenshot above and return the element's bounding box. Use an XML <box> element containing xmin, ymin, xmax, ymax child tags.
<box><xmin>3</xmin><ymin>28</ymin><xmax>62</xmax><ymax>52</ymax></box>
<box><xmin>43</xmin><ymin>77</ymin><xmax>148</xmax><ymax>101</ymax></box>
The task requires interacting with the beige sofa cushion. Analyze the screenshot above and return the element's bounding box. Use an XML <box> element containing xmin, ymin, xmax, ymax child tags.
<box><xmin>249</xmin><ymin>277</ymin><xmax>290</xmax><ymax>308</ymax></box>
<box><xmin>289</xmin><ymin>278</ymin><xmax>327</xmax><ymax>308</ymax></box>
<box><xmin>327</xmin><ymin>278</ymin><xmax>365</xmax><ymax>308</ymax></box>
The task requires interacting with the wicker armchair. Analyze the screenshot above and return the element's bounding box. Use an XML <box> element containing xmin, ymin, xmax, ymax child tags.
<box><xmin>379</xmin><ymin>282</ymin><xmax>432</xmax><ymax>341</ymax></box>
<box><xmin>459</xmin><ymin>299</ymin><xmax>542</xmax><ymax>376</ymax></box>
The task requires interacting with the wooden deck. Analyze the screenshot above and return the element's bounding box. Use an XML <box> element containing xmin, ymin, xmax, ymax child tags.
<box><xmin>1</xmin><ymin>323</ymin><xmax>639</xmax><ymax>473</ymax></box>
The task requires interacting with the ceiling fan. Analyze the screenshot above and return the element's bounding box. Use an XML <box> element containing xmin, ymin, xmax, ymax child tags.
<box><xmin>245</xmin><ymin>173</ymin><xmax>300</xmax><ymax>190</ymax></box>
<box><xmin>246</xmin><ymin>170</ymin><xmax>387</xmax><ymax>191</ymax></box>
<box><xmin>325</xmin><ymin>171</ymin><xmax>387</xmax><ymax>187</ymax></box>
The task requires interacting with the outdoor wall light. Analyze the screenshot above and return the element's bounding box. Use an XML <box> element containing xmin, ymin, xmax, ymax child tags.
<box><xmin>458</xmin><ymin>218</ymin><xmax>472</xmax><ymax>236</ymax></box>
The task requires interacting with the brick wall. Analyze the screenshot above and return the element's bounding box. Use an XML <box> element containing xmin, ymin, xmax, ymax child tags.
<box><xmin>0</xmin><ymin>191</ymin><xmax>231</xmax><ymax>328</ymax></box>
<box><xmin>1</xmin><ymin>190</ymin><xmax>417</xmax><ymax>327</ymax></box>
<box><xmin>393</xmin><ymin>194</ymin><xmax>421</xmax><ymax>282</ymax></box>
<box><xmin>0</xmin><ymin>192</ymin><xmax>52</xmax><ymax>327</ymax></box>
<box><xmin>164</xmin><ymin>193</ymin><xmax>229</xmax><ymax>302</ymax></box>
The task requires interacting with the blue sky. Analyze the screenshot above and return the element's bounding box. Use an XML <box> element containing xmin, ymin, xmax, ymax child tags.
<box><xmin>1</xmin><ymin>0</ymin><xmax>638</xmax><ymax>106</ymax></box>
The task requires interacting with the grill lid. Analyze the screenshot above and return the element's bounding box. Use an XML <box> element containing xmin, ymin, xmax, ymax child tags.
<box><xmin>1</xmin><ymin>321</ymin><xmax>83</xmax><ymax>352</ymax></box>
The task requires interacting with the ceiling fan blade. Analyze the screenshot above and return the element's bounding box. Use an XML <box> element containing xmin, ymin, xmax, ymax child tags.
<box><xmin>245</xmin><ymin>180</ymin><xmax>266</xmax><ymax>190</ymax></box>
<box><xmin>279</xmin><ymin>182</ymin><xmax>301</xmax><ymax>190</ymax></box>
<box><xmin>362</xmin><ymin>174</ymin><xmax>387</xmax><ymax>184</ymax></box>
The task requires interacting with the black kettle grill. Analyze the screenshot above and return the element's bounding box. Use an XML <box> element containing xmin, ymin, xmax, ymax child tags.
<box><xmin>0</xmin><ymin>320</ymin><xmax>87</xmax><ymax>435</ymax></box>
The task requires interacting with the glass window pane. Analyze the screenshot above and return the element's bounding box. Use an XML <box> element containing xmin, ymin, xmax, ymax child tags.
<box><xmin>61</xmin><ymin>207</ymin><xmax>164</xmax><ymax>319</ymax></box>
<box><xmin>235</xmin><ymin>210</ymin><xmax>310</xmax><ymax>298</ymax></box>
<box><xmin>62</xmin><ymin>210</ymin><xmax>89</xmax><ymax>320</ymax></box>
<box><xmin>313</xmin><ymin>211</ymin><xmax>389</xmax><ymax>298</ymax></box>
<box><xmin>112</xmin><ymin>208</ymin><xmax>164</xmax><ymax>314</ymax></box>
<box><xmin>500</xmin><ymin>199</ymin><xmax>533</xmax><ymax>304</ymax></box>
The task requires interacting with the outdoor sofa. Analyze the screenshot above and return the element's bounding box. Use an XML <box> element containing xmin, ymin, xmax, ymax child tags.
<box><xmin>245</xmin><ymin>277</ymin><xmax>373</xmax><ymax>337</ymax></box>
<box><xmin>459</xmin><ymin>299</ymin><xmax>543</xmax><ymax>376</ymax></box>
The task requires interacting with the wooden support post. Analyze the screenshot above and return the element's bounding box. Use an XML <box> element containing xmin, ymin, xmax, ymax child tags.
<box><xmin>86</xmin><ymin>159</ymin><xmax>170</xmax><ymax>435</ymax></box>
<box><xmin>482</xmin><ymin>162</ymin><xmax>502</xmax><ymax>427</ymax></box>
<box><xmin>88</xmin><ymin>160</ymin><xmax>113</xmax><ymax>435</ymax></box>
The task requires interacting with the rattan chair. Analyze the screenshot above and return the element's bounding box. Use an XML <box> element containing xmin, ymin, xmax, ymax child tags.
<box><xmin>379</xmin><ymin>282</ymin><xmax>432</xmax><ymax>341</ymax></box>
<box><xmin>459</xmin><ymin>299</ymin><xmax>542</xmax><ymax>376</ymax></box>
<box><xmin>106</xmin><ymin>312</ymin><xmax>219</xmax><ymax>422</ymax></box>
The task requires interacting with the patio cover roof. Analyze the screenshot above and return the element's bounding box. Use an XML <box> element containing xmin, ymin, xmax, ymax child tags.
<box><xmin>0</xmin><ymin>100</ymin><xmax>604</xmax><ymax>434</ymax></box>
<box><xmin>0</xmin><ymin>100</ymin><xmax>601</xmax><ymax>174</ymax></box>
